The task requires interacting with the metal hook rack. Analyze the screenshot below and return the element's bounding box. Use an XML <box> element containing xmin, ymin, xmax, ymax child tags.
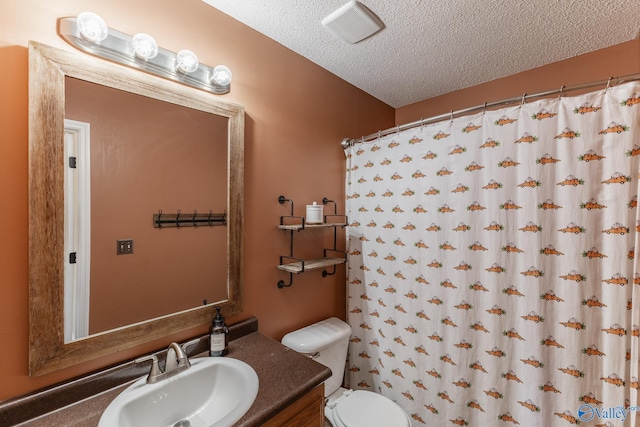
<box><xmin>153</xmin><ymin>209</ymin><xmax>226</xmax><ymax>228</ymax></box>
<box><xmin>276</xmin><ymin>195</ymin><xmax>347</xmax><ymax>288</ymax></box>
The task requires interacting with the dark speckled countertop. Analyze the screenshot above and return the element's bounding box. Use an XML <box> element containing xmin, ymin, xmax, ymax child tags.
<box><xmin>1</xmin><ymin>320</ymin><xmax>331</xmax><ymax>427</ymax></box>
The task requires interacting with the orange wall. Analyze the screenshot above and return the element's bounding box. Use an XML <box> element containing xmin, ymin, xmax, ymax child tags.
<box><xmin>397</xmin><ymin>39</ymin><xmax>640</xmax><ymax>125</ymax></box>
<box><xmin>1</xmin><ymin>0</ymin><xmax>638</xmax><ymax>404</ymax></box>
<box><xmin>0</xmin><ymin>0</ymin><xmax>393</xmax><ymax>401</ymax></box>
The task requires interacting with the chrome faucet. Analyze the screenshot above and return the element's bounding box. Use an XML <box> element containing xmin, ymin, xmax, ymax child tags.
<box><xmin>165</xmin><ymin>342</ymin><xmax>191</xmax><ymax>373</ymax></box>
<box><xmin>135</xmin><ymin>342</ymin><xmax>191</xmax><ymax>384</ymax></box>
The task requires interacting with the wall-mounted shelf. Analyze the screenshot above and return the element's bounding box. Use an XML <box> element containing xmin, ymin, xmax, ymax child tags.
<box><xmin>277</xmin><ymin>257</ymin><xmax>346</xmax><ymax>274</ymax></box>
<box><xmin>277</xmin><ymin>196</ymin><xmax>347</xmax><ymax>288</ymax></box>
<box><xmin>278</xmin><ymin>222</ymin><xmax>348</xmax><ymax>231</ymax></box>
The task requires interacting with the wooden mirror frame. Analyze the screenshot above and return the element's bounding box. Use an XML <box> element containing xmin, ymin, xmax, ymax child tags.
<box><xmin>28</xmin><ymin>41</ymin><xmax>244</xmax><ymax>376</ymax></box>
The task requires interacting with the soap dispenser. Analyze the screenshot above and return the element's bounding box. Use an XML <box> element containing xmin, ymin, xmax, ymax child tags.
<box><xmin>209</xmin><ymin>306</ymin><xmax>229</xmax><ymax>356</ymax></box>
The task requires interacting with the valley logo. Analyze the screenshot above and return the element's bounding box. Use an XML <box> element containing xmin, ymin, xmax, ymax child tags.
<box><xmin>577</xmin><ymin>404</ymin><xmax>635</xmax><ymax>422</ymax></box>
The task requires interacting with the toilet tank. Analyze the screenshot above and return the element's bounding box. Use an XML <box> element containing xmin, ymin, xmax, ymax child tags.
<box><xmin>281</xmin><ymin>317</ymin><xmax>352</xmax><ymax>396</ymax></box>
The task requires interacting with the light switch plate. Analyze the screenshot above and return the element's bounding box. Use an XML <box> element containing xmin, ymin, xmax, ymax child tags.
<box><xmin>117</xmin><ymin>239</ymin><xmax>134</xmax><ymax>255</ymax></box>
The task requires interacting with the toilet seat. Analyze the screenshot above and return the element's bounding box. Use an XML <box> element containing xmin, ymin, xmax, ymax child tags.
<box><xmin>327</xmin><ymin>390</ymin><xmax>410</xmax><ymax>427</ymax></box>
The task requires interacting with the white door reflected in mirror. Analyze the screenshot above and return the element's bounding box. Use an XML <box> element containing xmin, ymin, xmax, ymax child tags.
<box><xmin>64</xmin><ymin>119</ymin><xmax>91</xmax><ymax>342</ymax></box>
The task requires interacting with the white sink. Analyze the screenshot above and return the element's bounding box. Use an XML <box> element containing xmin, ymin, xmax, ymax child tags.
<box><xmin>99</xmin><ymin>357</ymin><xmax>259</xmax><ymax>427</ymax></box>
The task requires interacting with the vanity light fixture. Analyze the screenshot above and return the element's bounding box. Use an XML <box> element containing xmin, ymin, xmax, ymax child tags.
<box><xmin>59</xmin><ymin>12</ymin><xmax>232</xmax><ymax>95</ymax></box>
<box><xmin>76</xmin><ymin>12</ymin><xmax>108</xmax><ymax>43</ymax></box>
<box><xmin>211</xmin><ymin>65</ymin><xmax>232</xmax><ymax>86</ymax></box>
<box><xmin>131</xmin><ymin>33</ymin><xmax>159</xmax><ymax>60</ymax></box>
<box><xmin>176</xmin><ymin>49</ymin><xmax>199</xmax><ymax>73</ymax></box>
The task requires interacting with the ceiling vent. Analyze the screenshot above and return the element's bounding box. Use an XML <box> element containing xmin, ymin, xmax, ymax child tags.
<box><xmin>321</xmin><ymin>1</ymin><xmax>384</xmax><ymax>44</ymax></box>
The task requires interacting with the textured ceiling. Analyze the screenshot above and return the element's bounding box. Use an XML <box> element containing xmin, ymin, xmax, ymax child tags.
<box><xmin>203</xmin><ymin>0</ymin><xmax>640</xmax><ymax>108</ymax></box>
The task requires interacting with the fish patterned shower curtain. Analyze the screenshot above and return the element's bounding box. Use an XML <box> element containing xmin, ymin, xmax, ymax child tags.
<box><xmin>345</xmin><ymin>82</ymin><xmax>640</xmax><ymax>426</ymax></box>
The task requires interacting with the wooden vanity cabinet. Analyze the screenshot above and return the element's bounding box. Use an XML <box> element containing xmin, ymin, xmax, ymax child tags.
<box><xmin>262</xmin><ymin>384</ymin><xmax>325</xmax><ymax>427</ymax></box>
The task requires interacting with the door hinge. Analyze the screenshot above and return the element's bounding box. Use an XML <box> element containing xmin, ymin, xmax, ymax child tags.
<box><xmin>69</xmin><ymin>252</ymin><xmax>77</xmax><ymax>264</ymax></box>
<box><xmin>69</xmin><ymin>157</ymin><xmax>77</xmax><ymax>169</ymax></box>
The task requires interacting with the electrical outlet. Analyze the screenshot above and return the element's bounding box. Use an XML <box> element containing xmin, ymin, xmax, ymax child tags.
<box><xmin>117</xmin><ymin>239</ymin><xmax>134</xmax><ymax>255</ymax></box>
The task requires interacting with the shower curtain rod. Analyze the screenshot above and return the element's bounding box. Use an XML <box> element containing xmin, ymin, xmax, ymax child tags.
<box><xmin>343</xmin><ymin>72</ymin><xmax>640</xmax><ymax>148</ymax></box>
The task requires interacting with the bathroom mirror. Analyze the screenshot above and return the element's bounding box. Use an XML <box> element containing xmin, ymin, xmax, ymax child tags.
<box><xmin>63</xmin><ymin>77</ymin><xmax>229</xmax><ymax>341</ymax></box>
<box><xmin>28</xmin><ymin>41</ymin><xmax>244</xmax><ymax>376</ymax></box>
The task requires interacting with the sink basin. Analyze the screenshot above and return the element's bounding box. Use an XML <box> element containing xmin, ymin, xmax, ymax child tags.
<box><xmin>99</xmin><ymin>357</ymin><xmax>259</xmax><ymax>427</ymax></box>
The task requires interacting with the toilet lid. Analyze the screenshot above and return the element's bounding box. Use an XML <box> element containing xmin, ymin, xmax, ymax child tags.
<box><xmin>334</xmin><ymin>390</ymin><xmax>409</xmax><ymax>427</ymax></box>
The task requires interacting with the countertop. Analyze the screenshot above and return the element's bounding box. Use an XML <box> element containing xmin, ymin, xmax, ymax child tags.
<box><xmin>4</xmin><ymin>331</ymin><xmax>331</xmax><ymax>426</ymax></box>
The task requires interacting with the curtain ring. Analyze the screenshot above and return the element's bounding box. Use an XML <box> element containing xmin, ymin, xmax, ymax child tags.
<box><xmin>361</xmin><ymin>136</ymin><xmax>364</xmax><ymax>144</ymax></box>
<box><xmin>559</xmin><ymin>85</ymin><xmax>565</xmax><ymax>98</ymax></box>
<box><xmin>521</xmin><ymin>93</ymin><xmax>527</xmax><ymax>105</ymax></box>
<box><xmin>450</xmin><ymin>110</ymin><xmax>454</xmax><ymax>122</ymax></box>
<box><xmin>605</xmin><ymin>76</ymin><xmax>612</xmax><ymax>91</ymax></box>
<box><xmin>377</xmin><ymin>130</ymin><xmax>381</xmax><ymax>140</ymax></box>
<box><xmin>420</xmin><ymin>118</ymin><xmax>425</xmax><ymax>130</ymax></box>
<box><xmin>483</xmin><ymin>102</ymin><xmax>487</xmax><ymax>114</ymax></box>
<box><xmin>396</xmin><ymin>125</ymin><xmax>400</xmax><ymax>136</ymax></box>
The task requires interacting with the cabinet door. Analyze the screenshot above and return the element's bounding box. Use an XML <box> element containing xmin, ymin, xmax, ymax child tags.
<box><xmin>262</xmin><ymin>384</ymin><xmax>325</xmax><ymax>427</ymax></box>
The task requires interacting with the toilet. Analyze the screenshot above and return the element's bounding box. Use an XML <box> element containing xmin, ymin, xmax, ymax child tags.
<box><xmin>282</xmin><ymin>317</ymin><xmax>412</xmax><ymax>427</ymax></box>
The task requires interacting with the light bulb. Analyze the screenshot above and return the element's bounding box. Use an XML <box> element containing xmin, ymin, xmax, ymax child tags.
<box><xmin>175</xmin><ymin>50</ymin><xmax>199</xmax><ymax>73</ymax></box>
<box><xmin>211</xmin><ymin>65</ymin><xmax>232</xmax><ymax>86</ymax></box>
<box><xmin>131</xmin><ymin>33</ymin><xmax>158</xmax><ymax>60</ymax></box>
<box><xmin>76</xmin><ymin>12</ymin><xmax>108</xmax><ymax>43</ymax></box>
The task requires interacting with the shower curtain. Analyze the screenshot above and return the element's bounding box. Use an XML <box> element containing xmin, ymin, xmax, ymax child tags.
<box><xmin>345</xmin><ymin>82</ymin><xmax>640</xmax><ymax>426</ymax></box>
